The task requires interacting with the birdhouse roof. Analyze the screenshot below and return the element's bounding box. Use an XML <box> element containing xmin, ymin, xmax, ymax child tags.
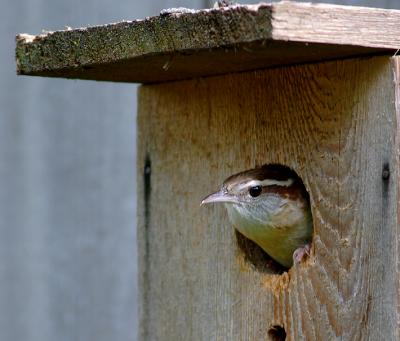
<box><xmin>15</xmin><ymin>1</ymin><xmax>400</xmax><ymax>83</ymax></box>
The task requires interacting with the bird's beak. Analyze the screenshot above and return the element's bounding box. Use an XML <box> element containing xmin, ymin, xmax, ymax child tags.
<box><xmin>201</xmin><ymin>190</ymin><xmax>238</xmax><ymax>206</ymax></box>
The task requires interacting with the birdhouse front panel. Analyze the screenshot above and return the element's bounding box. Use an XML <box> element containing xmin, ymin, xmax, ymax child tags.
<box><xmin>137</xmin><ymin>56</ymin><xmax>399</xmax><ymax>340</ymax></box>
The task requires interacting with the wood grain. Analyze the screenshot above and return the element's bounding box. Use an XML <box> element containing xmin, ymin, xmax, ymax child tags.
<box><xmin>137</xmin><ymin>56</ymin><xmax>399</xmax><ymax>340</ymax></box>
<box><xmin>16</xmin><ymin>2</ymin><xmax>400</xmax><ymax>83</ymax></box>
<box><xmin>272</xmin><ymin>2</ymin><xmax>400</xmax><ymax>48</ymax></box>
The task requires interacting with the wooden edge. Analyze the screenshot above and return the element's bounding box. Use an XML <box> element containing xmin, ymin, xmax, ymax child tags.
<box><xmin>392</xmin><ymin>56</ymin><xmax>400</xmax><ymax>339</ymax></box>
<box><xmin>15</xmin><ymin>1</ymin><xmax>400</xmax><ymax>84</ymax></box>
<box><xmin>272</xmin><ymin>2</ymin><xmax>400</xmax><ymax>49</ymax></box>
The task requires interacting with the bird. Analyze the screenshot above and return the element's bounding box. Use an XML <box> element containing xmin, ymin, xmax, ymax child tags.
<box><xmin>201</xmin><ymin>164</ymin><xmax>313</xmax><ymax>268</ymax></box>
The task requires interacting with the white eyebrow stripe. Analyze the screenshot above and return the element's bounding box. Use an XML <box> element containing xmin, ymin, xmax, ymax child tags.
<box><xmin>238</xmin><ymin>178</ymin><xmax>294</xmax><ymax>191</ymax></box>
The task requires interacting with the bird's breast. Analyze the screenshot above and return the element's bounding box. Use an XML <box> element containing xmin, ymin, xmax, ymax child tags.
<box><xmin>225</xmin><ymin>200</ymin><xmax>312</xmax><ymax>267</ymax></box>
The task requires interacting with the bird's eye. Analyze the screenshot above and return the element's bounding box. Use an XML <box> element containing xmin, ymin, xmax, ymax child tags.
<box><xmin>249</xmin><ymin>186</ymin><xmax>262</xmax><ymax>197</ymax></box>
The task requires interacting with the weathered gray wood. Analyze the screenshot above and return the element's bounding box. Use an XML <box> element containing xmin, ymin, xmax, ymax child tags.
<box><xmin>137</xmin><ymin>56</ymin><xmax>399</xmax><ymax>340</ymax></box>
<box><xmin>16</xmin><ymin>2</ymin><xmax>400</xmax><ymax>83</ymax></box>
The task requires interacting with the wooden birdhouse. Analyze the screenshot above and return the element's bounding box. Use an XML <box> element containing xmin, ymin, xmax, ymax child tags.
<box><xmin>16</xmin><ymin>2</ymin><xmax>400</xmax><ymax>339</ymax></box>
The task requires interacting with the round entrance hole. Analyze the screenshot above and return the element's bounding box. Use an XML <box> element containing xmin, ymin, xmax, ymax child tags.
<box><xmin>234</xmin><ymin>164</ymin><xmax>313</xmax><ymax>273</ymax></box>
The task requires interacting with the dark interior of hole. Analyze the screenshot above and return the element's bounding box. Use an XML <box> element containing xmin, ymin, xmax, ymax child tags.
<box><xmin>235</xmin><ymin>230</ymin><xmax>286</xmax><ymax>274</ymax></box>
<box><xmin>268</xmin><ymin>325</ymin><xmax>286</xmax><ymax>341</ymax></box>
<box><xmin>234</xmin><ymin>163</ymin><xmax>312</xmax><ymax>274</ymax></box>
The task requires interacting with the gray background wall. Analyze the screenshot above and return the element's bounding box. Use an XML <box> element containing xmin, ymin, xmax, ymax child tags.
<box><xmin>1</xmin><ymin>1</ymin><xmax>398</xmax><ymax>341</ymax></box>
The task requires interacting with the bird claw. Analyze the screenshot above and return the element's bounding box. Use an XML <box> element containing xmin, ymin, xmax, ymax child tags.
<box><xmin>293</xmin><ymin>244</ymin><xmax>311</xmax><ymax>264</ymax></box>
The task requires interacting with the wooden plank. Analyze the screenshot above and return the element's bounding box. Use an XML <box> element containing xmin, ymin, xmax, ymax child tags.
<box><xmin>392</xmin><ymin>55</ymin><xmax>400</xmax><ymax>341</ymax></box>
<box><xmin>16</xmin><ymin>2</ymin><xmax>400</xmax><ymax>83</ymax></box>
<box><xmin>137</xmin><ymin>56</ymin><xmax>399</xmax><ymax>340</ymax></box>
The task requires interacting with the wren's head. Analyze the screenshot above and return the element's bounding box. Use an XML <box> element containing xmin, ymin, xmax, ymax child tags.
<box><xmin>201</xmin><ymin>164</ymin><xmax>309</xmax><ymax>224</ymax></box>
<box><xmin>201</xmin><ymin>164</ymin><xmax>313</xmax><ymax>268</ymax></box>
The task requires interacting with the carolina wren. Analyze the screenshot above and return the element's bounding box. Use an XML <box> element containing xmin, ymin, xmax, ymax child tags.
<box><xmin>201</xmin><ymin>164</ymin><xmax>313</xmax><ymax>268</ymax></box>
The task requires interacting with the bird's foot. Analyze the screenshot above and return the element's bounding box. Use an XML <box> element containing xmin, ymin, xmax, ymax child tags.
<box><xmin>293</xmin><ymin>244</ymin><xmax>311</xmax><ymax>264</ymax></box>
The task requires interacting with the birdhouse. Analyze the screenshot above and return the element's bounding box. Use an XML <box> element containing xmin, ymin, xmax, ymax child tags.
<box><xmin>16</xmin><ymin>2</ymin><xmax>400</xmax><ymax>339</ymax></box>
